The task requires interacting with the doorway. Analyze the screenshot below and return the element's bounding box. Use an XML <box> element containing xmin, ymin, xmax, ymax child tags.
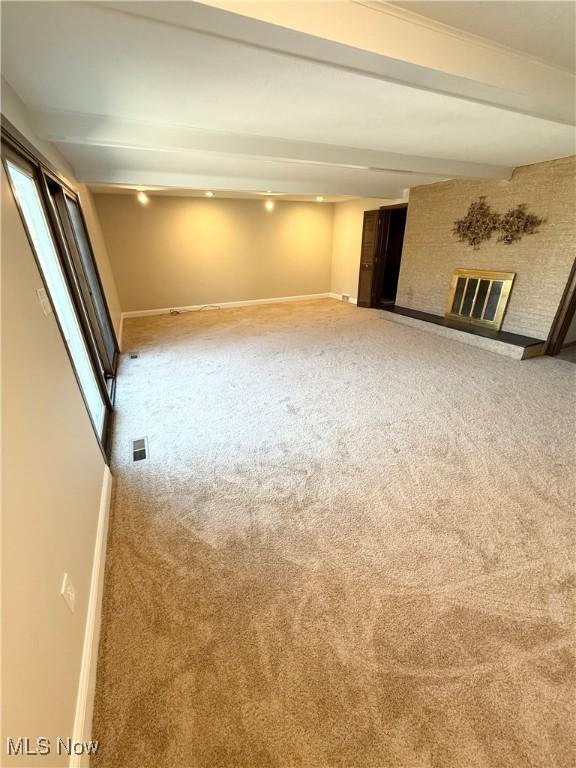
<box><xmin>357</xmin><ymin>204</ymin><xmax>408</xmax><ymax>309</ymax></box>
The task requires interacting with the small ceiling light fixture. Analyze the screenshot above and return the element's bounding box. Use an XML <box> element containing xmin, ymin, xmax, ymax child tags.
<box><xmin>316</xmin><ymin>196</ymin><xmax>324</xmax><ymax>203</ymax></box>
<box><xmin>264</xmin><ymin>199</ymin><xmax>275</xmax><ymax>212</ymax></box>
<box><xmin>205</xmin><ymin>191</ymin><xmax>214</xmax><ymax>197</ymax></box>
<box><xmin>136</xmin><ymin>190</ymin><xmax>149</xmax><ymax>205</ymax></box>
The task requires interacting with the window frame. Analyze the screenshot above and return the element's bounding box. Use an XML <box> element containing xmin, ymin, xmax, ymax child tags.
<box><xmin>1</xmin><ymin>118</ymin><xmax>118</xmax><ymax>461</ymax></box>
<box><xmin>47</xmin><ymin>179</ymin><xmax>118</xmax><ymax>378</ymax></box>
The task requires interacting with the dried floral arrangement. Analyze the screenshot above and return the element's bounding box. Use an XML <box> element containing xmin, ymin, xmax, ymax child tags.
<box><xmin>497</xmin><ymin>204</ymin><xmax>546</xmax><ymax>245</ymax></box>
<box><xmin>453</xmin><ymin>196</ymin><xmax>500</xmax><ymax>250</ymax></box>
<box><xmin>453</xmin><ymin>197</ymin><xmax>546</xmax><ymax>249</ymax></box>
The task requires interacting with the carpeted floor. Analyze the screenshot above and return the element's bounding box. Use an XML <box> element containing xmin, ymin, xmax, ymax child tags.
<box><xmin>92</xmin><ymin>299</ymin><xmax>575</xmax><ymax>768</ymax></box>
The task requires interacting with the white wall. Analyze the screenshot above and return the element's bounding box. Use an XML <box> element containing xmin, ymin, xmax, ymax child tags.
<box><xmin>94</xmin><ymin>194</ymin><xmax>334</xmax><ymax>312</ymax></box>
<box><xmin>330</xmin><ymin>197</ymin><xmax>407</xmax><ymax>300</ymax></box>
<box><xmin>1</xmin><ymin>167</ymin><xmax>108</xmax><ymax>766</ymax></box>
<box><xmin>95</xmin><ymin>192</ymin><xmax>411</xmax><ymax>313</ymax></box>
<box><xmin>1</xmin><ymin>82</ymin><xmax>119</xmax><ymax>765</ymax></box>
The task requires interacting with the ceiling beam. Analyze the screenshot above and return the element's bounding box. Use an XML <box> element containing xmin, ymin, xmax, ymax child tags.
<box><xmin>71</xmin><ymin>166</ymin><xmax>409</xmax><ymax>198</ymax></box>
<box><xmin>101</xmin><ymin>0</ymin><xmax>575</xmax><ymax>126</ymax></box>
<box><xmin>32</xmin><ymin>110</ymin><xmax>512</xmax><ymax>181</ymax></box>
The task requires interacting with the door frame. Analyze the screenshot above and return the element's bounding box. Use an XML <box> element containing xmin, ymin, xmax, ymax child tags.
<box><xmin>371</xmin><ymin>203</ymin><xmax>408</xmax><ymax>308</ymax></box>
<box><xmin>546</xmin><ymin>258</ymin><xmax>576</xmax><ymax>355</ymax></box>
<box><xmin>357</xmin><ymin>203</ymin><xmax>408</xmax><ymax>309</ymax></box>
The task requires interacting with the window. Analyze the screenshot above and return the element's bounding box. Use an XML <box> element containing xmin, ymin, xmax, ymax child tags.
<box><xmin>49</xmin><ymin>184</ymin><xmax>117</xmax><ymax>379</ymax></box>
<box><xmin>5</xmin><ymin>156</ymin><xmax>109</xmax><ymax>440</ymax></box>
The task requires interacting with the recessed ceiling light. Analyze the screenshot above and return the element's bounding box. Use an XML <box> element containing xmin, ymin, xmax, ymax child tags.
<box><xmin>205</xmin><ymin>191</ymin><xmax>214</xmax><ymax>197</ymax></box>
<box><xmin>136</xmin><ymin>191</ymin><xmax>149</xmax><ymax>205</ymax></box>
<box><xmin>264</xmin><ymin>199</ymin><xmax>275</xmax><ymax>212</ymax></box>
<box><xmin>316</xmin><ymin>196</ymin><xmax>324</xmax><ymax>203</ymax></box>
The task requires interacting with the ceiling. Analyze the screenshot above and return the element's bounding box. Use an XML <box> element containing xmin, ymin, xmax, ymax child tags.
<box><xmin>89</xmin><ymin>185</ymin><xmax>354</xmax><ymax>203</ymax></box>
<box><xmin>389</xmin><ymin>1</ymin><xmax>575</xmax><ymax>73</ymax></box>
<box><xmin>1</xmin><ymin>1</ymin><xmax>574</xmax><ymax>199</ymax></box>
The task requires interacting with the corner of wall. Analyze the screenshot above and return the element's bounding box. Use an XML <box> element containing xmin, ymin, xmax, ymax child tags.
<box><xmin>329</xmin><ymin>197</ymin><xmax>408</xmax><ymax>301</ymax></box>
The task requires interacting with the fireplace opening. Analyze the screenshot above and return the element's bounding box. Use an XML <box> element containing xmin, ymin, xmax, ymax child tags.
<box><xmin>446</xmin><ymin>269</ymin><xmax>515</xmax><ymax>331</ymax></box>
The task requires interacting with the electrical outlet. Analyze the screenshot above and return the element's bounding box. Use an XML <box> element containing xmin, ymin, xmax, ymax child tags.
<box><xmin>60</xmin><ymin>573</ymin><xmax>76</xmax><ymax>613</ymax></box>
<box><xmin>37</xmin><ymin>287</ymin><xmax>52</xmax><ymax>316</ymax></box>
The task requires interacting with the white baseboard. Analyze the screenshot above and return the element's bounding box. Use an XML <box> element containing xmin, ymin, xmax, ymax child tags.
<box><xmin>121</xmin><ymin>292</ymin><xmax>333</xmax><ymax>319</ymax></box>
<box><xmin>328</xmin><ymin>292</ymin><xmax>358</xmax><ymax>305</ymax></box>
<box><xmin>70</xmin><ymin>465</ymin><xmax>113</xmax><ymax>768</ymax></box>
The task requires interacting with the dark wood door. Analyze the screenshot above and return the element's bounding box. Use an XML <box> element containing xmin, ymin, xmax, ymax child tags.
<box><xmin>374</xmin><ymin>206</ymin><xmax>407</xmax><ymax>307</ymax></box>
<box><xmin>357</xmin><ymin>210</ymin><xmax>381</xmax><ymax>308</ymax></box>
<box><xmin>357</xmin><ymin>205</ymin><xmax>408</xmax><ymax>309</ymax></box>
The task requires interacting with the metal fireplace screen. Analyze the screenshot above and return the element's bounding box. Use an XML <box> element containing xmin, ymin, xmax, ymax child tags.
<box><xmin>445</xmin><ymin>269</ymin><xmax>515</xmax><ymax>331</ymax></box>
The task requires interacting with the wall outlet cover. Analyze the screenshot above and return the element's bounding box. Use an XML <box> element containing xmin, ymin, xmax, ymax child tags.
<box><xmin>60</xmin><ymin>573</ymin><xmax>76</xmax><ymax>613</ymax></box>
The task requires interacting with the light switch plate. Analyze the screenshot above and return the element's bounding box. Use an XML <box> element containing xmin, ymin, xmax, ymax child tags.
<box><xmin>60</xmin><ymin>573</ymin><xmax>76</xmax><ymax>613</ymax></box>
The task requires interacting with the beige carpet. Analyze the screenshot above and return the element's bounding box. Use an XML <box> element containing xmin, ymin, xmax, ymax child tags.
<box><xmin>92</xmin><ymin>299</ymin><xmax>575</xmax><ymax>768</ymax></box>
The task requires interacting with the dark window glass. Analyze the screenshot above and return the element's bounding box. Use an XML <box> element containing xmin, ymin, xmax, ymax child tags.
<box><xmin>65</xmin><ymin>196</ymin><xmax>116</xmax><ymax>372</ymax></box>
<box><xmin>472</xmin><ymin>279</ymin><xmax>491</xmax><ymax>319</ymax></box>
<box><xmin>451</xmin><ymin>277</ymin><xmax>466</xmax><ymax>313</ymax></box>
<box><xmin>461</xmin><ymin>278</ymin><xmax>478</xmax><ymax>316</ymax></box>
<box><xmin>484</xmin><ymin>281</ymin><xmax>503</xmax><ymax>321</ymax></box>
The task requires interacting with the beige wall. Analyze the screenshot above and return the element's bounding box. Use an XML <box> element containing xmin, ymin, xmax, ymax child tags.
<box><xmin>1</xmin><ymin>167</ymin><xmax>106</xmax><ymax>766</ymax></box>
<box><xmin>95</xmin><ymin>195</ymin><xmax>334</xmax><ymax>312</ymax></box>
<box><xmin>330</xmin><ymin>197</ymin><xmax>407</xmax><ymax>300</ymax></box>
<box><xmin>1</xmin><ymin>79</ymin><xmax>122</xmax><ymax>337</ymax></box>
<box><xmin>1</xmin><ymin>82</ymin><xmax>121</xmax><ymax>764</ymax></box>
<box><xmin>397</xmin><ymin>156</ymin><xmax>576</xmax><ymax>339</ymax></box>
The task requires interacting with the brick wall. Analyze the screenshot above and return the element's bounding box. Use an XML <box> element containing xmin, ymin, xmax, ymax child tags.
<box><xmin>397</xmin><ymin>156</ymin><xmax>576</xmax><ymax>339</ymax></box>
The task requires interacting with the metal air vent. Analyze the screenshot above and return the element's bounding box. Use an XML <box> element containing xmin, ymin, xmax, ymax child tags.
<box><xmin>131</xmin><ymin>437</ymin><xmax>148</xmax><ymax>462</ymax></box>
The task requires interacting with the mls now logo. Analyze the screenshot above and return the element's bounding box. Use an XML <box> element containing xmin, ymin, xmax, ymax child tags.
<box><xmin>7</xmin><ymin>737</ymin><xmax>99</xmax><ymax>756</ymax></box>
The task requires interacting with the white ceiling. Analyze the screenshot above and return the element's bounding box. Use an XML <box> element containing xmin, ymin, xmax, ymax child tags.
<box><xmin>60</xmin><ymin>143</ymin><xmax>444</xmax><ymax>198</ymax></box>
<box><xmin>89</xmin><ymin>186</ymin><xmax>354</xmax><ymax>203</ymax></box>
<box><xmin>389</xmin><ymin>1</ymin><xmax>575</xmax><ymax>73</ymax></box>
<box><xmin>1</xmin><ymin>1</ymin><xmax>574</xmax><ymax>198</ymax></box>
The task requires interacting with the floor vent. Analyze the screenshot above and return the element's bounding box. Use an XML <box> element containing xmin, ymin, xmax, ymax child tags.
<box><xmin>129</xmin><ymin>353</ymin><xmax>139</xmax><ymax>359</ymax></box>
<box><xmin>341</xmin><ymin>294</ymin><xmax>351</xmax><ymax>303</ymax></box>
<box><xmin>131</xmin><ymin>437</ymin><xmax>148</xmax><ymax>462</ymax></box>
